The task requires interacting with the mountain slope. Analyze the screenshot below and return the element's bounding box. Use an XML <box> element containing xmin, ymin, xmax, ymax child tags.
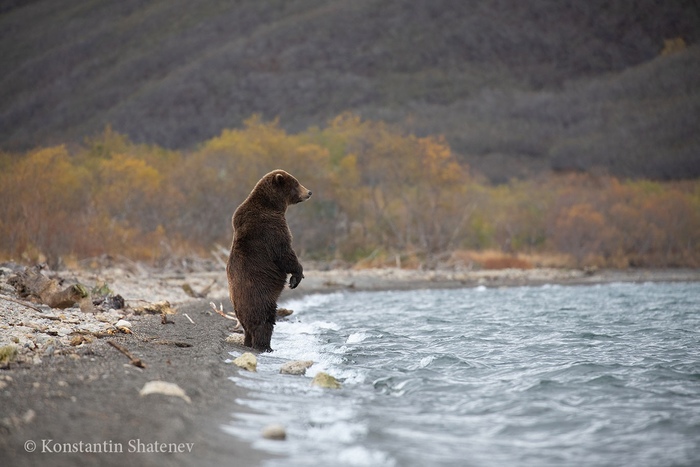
<box><xmin>1</xmin><ymin>0</ymin><xmax>699</xmax><ymax>180</ymax></box>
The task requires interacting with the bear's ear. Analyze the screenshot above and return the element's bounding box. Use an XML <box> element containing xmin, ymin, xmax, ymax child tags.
<box><xmin>275</xmin><ymin>173</ymin><xmax>285</xmax><ymax>184</ymax></box>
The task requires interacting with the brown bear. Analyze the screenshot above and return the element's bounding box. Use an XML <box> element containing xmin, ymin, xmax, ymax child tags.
<box><xmin>226</xmin><ymin>169</ymin><xmax>312</xmax><ymax>352</ymax></box>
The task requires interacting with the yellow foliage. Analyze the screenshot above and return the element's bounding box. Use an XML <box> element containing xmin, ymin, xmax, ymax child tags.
<box><xmin>1</xmin><ymin>116</ymin><xmax>699</xmax><ymax>268</ymax></box>
<box><xmin>0</xmin><ymin>146</ymin><xmax>89</xmax><ymax>264</ymax></box>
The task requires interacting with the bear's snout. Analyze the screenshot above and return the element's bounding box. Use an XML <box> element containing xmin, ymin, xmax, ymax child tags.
<box><xmin>300</xmin><ymin>187</ymin><xmax>312</xmax><ymax>201</ymax></box>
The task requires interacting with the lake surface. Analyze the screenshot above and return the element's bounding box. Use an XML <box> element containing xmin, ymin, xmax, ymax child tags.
<box><xmin>222</xmin><ymin>282</ymin><xmax>700</xmax><ymax>466</ymax></box>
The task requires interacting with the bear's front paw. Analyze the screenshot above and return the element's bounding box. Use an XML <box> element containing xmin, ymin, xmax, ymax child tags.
<box><xmin>289</xmin><ymin>273</ymin><xmax>304</xmax><ymax>289</ymax></box>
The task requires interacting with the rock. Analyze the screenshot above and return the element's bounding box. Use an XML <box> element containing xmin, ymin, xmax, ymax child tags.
<box><xmin>276</xmin><ymin>307</ymin><xmax>294</xmax><ymax>318</ymax></box>
<box><xmin>225</xmin><ymin>333</ymin><xmax>245</xmax><ymax>346</ymax></box>
<box><xmin>311</xmin><ymin>372</ymin><xmax>341</xmax><ymax>389</ymax></box>
<box><xmin>99</xmin><ymin>294</ymin><xmax>125</xmax><ymax>310</ymax></box>
<box><xmin>139</xmin><ymin>380</ymin><xmax>192</xmax><ymax>403</ymax></box>
<box><xmin>8</xmin><ymin>267</ymin><xmax>88</xmax><ymax>309</ymax></box>
<box><xmin>261</xmin><ymin>424</ymin><xmax>286</xmax><ymax>440</ymax></box>
<box><xmin>115</xmin><ymin>319</ymin><xmax>132</xmax><ymax>333</ymax></box>
<box><xmin>22</xmin><ymin>409</ymin><xmax>36</xmax><ymax>424</ymax></box>
<box><xmin>280</xmin><ymin>360</ymin><xmax>314</xmax><ymax>375</ymax></box>
<box><xmin>232</xmin><ymin>352</ymin><xmax>257</xmax><ymax>372</ymax></box>
<box><xmin>95</xmin><ymin>313</ymin><xmax>113</xmax><ymax>323</ymax></box>
<box><xmin>70</xmin><ymin>335</ymin><xmax>93</xmax><ymax>346</ymax></box>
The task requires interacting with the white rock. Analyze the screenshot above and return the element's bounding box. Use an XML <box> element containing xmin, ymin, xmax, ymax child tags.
<box><xmin>232</xmin><ymin>353</ymin><xmax>257</xmax><ymax>372</ymax></box>
<box><xmin>22</xmin><ymin>409</ymin><xmax>36</xmax><ymax>424</ymax></box>
<box><xmin>139</xmin><ymin>380</ymin><xmax>191</xmax><ymax>403</ymax></box>
<box><xmin>225</xmin><ymin>334</ymin><xmax>245</xmax><ymax>346</ymax></box>
<box><xmin>280</xmin><ymin>360</ymin><xmax>314</xmax><ymax>375</ymax></box>
<box><xmin>311</xmin><ymin>372</ymin><xmax>341</xmax><ymax>389</ymax></box>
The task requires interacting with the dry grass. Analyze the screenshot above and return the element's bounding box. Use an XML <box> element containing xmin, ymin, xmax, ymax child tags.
<box><xmin>446</xmin><ymin>250</ymin><xmax>577</xmax><ymax>270</ymax></box>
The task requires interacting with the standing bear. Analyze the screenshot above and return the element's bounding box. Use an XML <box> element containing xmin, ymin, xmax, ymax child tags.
<box><xmin>226</xmin><ymin>169</ymin><xmax>312</xmax><ymax>352</ymax></box>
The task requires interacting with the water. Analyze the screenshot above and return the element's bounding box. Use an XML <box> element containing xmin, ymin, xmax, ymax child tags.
<box><xmin>222</xmin><ymin>282</ymin><xmax>700</xmax><ymax>466</ymax></box>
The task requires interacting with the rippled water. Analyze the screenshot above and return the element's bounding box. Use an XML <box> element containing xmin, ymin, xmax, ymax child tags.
<box><xmin>222</xmin><ymin>282</ymin><xmax>700</xmax><ymax>466</ymax></box>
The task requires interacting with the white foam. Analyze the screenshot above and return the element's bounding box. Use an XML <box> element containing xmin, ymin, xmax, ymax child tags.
<box><xmin>272</xmin><ymin>300</ymin><xmax>369</xmax><ymax>384</ymax></box>
<box><xmin>335</xmin><ymin>445</ymin><xmax>396</xmax><ymax>467</ymax></box>
<box><xmin>272</xmin><ymin>319</ymin><xmax>340</xmax><ymax>364</ymax></box>
<box><xmin>346</xmin><ymin>332</ymin><xmax>370</xmax><ymax>344</ymax></box>
<box><xmin>418</xmin><ymin>355</ymin><xmax>436</xmax><ymax>368</ymax></box>
<box><xmin>306</xmin><ymin>420</ymin><xmax>367</xmax><ymax>444</ymax></box>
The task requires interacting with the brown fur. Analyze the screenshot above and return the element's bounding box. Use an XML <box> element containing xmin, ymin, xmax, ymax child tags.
<box><xmin>226</xmin><ymin>169</ymin><xmax>311</xmax><ymax>352</ymax></box>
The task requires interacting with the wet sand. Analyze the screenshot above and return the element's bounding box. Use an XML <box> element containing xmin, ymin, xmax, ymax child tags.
<box><xmin>0</xmin><ymin>299</ymin><xmax>267</xmax><ymax>467</ymax></box>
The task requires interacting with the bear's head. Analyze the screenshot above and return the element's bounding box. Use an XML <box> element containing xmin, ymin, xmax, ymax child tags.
<box><xmin>252</xmin><ymin>169</ymin><xmax>312</xmax><ymax>210</ymax></box>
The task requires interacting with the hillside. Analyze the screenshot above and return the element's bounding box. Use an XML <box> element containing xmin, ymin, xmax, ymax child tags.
<box><xmin>1</xmin><ymin>0</ymin><xmax>699</xmax><ymax>180</ymax></box>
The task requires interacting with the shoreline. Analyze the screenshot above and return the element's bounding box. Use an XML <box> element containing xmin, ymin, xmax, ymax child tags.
<box><xmin>1</xmin><ymin>265</ymin><xmax>699</xmax><ymax>466</ymax></box>
<box><xmin>297</xmin><ymin>267</ymin><xmax>700</xmax><ymax>293</ymax></box>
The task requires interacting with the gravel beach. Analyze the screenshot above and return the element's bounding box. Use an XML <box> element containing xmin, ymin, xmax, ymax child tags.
<box><xmin>1</xmin><ymin>263</ymin><xmax>699</xmax><ymax>466</ymax></box>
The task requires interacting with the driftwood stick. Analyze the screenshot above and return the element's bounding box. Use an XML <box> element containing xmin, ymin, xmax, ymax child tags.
<box><xmin>107</xmin><ymin>340</ymin><xmax>145</xmax><ymax>368</ymax></box>
<box><xmin>10</xmin><ymin>267</ymin><xmax>88</xmax><ymax>309</ymax></box>
<box><xmin>210</xmin><ymin>301</ymin><xmax>237</xmax><ymax>321</ymax></box>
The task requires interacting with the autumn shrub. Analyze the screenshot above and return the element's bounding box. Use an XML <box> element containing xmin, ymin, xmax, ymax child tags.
<box><xmin>446</xmin><ymin>250</ymin><xmax>533</xmax><ymax>270</ymax></box>
<box><xmin>1</xmin><ymin>116</ymin><xmax>698</xmax><ymax>269</ymax></box>
<box><xmin>0</xmin><ymin>146</ymin><xmax>89</xmax><ymax>266</ymax></box>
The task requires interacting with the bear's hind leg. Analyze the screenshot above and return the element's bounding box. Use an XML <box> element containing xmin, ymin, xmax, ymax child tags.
<box><xmin>243</xmin><ymin>331</ymin><xmax>252</xmax><ymax>348</ymax></box>
<box><xmin>237</xmin><ymin>321</ymin><xmax>252</xmax><ymax>347</ymax></box>
<box><xmin>251</xmin><ymin>320</ymin><xmax>274</xmax><ymax>352</ymax></box>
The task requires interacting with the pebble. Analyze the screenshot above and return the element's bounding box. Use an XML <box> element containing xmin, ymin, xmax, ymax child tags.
<box><xmin>115</xmin><ymin>319</ymin><xmax>131</xmax><ymax>328</ymax></box>
<box><xmin>225</xmin><ymin>334</ymin><xmax>245</xmax><ymax>346</ymax></box>
<box><xmin>232</xmin><ymin>352</ymin><xmax>257</xmax><ymax>372</ymax></box>
<box><xmin>261</xmin><ymin>424</ymin><xmax>287</xmax><ymax>440</ymax></box>
<box><xmin>311</xmin><ymin>372</ymin><xmax>341</xmax><ymax>389</ymax></box>
<box><xmin>139</xmin><ymin>380</ymin><xmax>192</xmax><ymax>404</ymax></box>
<box><xmin>22</xmin><ymin>409</ymin><xmax>36</xmax><ymax>424</ymax></box>
<box><xmin>70</xmin><ymin>335</ymin><xmax>92</xmax><ymax>346</ymax></box>
<box><xmin>276</xmin><ymin>308</ymin><xmax>294</xmax><ymax>318</ymax></box>
<box><xmin>280</xmin><ymin>360</ymin><xmax>314</xmax><ymax>375</ymax></box>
